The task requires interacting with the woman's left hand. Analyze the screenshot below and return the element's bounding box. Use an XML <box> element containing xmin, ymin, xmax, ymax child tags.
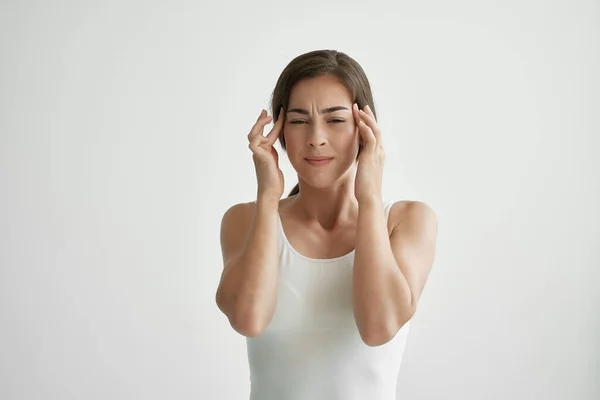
<box><xmin>353</xmin><ymin>103</ymin><xmax>385</xmax><ymax>204</ymax></box>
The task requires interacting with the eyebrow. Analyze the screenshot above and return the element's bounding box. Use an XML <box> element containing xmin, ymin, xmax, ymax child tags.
<box><xmin>286</xmin><ymin>106</ymin><xmax>350</xmax><ymax>115</ymax></box>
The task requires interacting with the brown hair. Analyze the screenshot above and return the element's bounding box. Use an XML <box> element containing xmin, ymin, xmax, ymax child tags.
<box><xmin>269</xmin><ymin>49</ymin><xmax>377</xmax><ymax>197</ymax></box>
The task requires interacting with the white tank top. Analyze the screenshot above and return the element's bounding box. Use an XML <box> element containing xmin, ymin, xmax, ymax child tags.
<box><xmin>246</xmin><ymin>198</ymin><xmax>411</xmax><ymax>400</ymax></box>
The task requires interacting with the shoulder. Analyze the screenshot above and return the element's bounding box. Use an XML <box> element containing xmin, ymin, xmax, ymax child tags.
<box><xmin>220</xmin><ymin>197</ymin><xmax>290</xmax><ymax>236</ymax></box>
<box><xmin>220</xmin><ymin>200</ymin><xmax>268</xmax><ymax>269</ymax></box>
<box><xmin>219</xmin><ymin>201</ymin><xmax>256</xmax><ymax>255</ymax></box>
<box><xmin>388</xmin><ymin>200</ymin><xmax>437</xmax><ymax>233</ymax></box>
<box><xmin>221</xmin><ymin>201</ymin><xmax>255</xmax><ymax>229</ymax></box>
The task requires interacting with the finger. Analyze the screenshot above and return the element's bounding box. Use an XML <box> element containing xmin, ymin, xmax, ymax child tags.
<box><xmin>248</xmin><ymin>134</ymin><xmax>271</xmax><ymax>160</ymax></box>
<box><xmin>353</xmin><ymin>104</ymin><xmax>376</xmax><ymax>147</ymax></box>
<box><xmin>249</xmin><ymin>132</ymin><xmax>269</xmax><ymax>149</ymax></box>
<box><xmin>358</xmin><ymin>118</ymin><xmax>377</xmax><ymax>148</ymax></box>
<box><xmin>247</xmin><ymin>116</ymin><xmax>269</xmax><ymax>141</ymax></box>
<box><xmin>364</xmin><ymin>104</ymin><xmax>376</xmax><ymax>119</ymax></box>
<box><xmin>352</xmin><ymin>103</ymin><xmax>362</xmax><ymax>126</ymax></box>
<box><xmin>247</xmin><ymin>110</ymin><xmax>272</xmax><ymax>141</ymax></box>
<box><xmin>358</xmin><ymin>106</ymin><xmax>382</xmax><ymax>145</ymax></box>
<box><xmin>265</xmin><ymin>107</ymin><xmax>285</xmax><ymax>143</ymax></box>
<box><xmin>249</xmin><ymin>113</ymin><xmax>272</xmax><ymax>140</ymax></box>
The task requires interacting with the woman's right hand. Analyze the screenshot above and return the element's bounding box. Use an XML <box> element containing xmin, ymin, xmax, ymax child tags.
<box><xmin>248</xmin><ymin>108</ymin><xmax>285</xmax><ymax>200</ymax></box>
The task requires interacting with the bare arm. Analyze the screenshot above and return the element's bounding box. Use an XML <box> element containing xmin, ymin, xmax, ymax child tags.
<box><xmin>215</xmin><ymin>196</ymin><xmax>280</xmax><ymax>337</ymax></box>
<box><xmin>353</xmin><ymin>198</ymin><xmax>438</xmax><ymax>346</ymax></box>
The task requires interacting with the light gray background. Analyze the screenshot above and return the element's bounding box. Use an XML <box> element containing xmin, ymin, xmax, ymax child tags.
<box><xmin>1</xmin><ymin>1</ymin><xmax>598</xmax><ymax>399</ymax></box>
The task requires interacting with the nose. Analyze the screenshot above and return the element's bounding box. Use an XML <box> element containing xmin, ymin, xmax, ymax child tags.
<box><xmin>307</xmin><ymin>123</ymin><xmax>327</xmax><ymax>148</ymax></box>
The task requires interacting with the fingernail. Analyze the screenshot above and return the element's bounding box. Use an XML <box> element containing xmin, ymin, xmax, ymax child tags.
<box><xmin>353</xmin><ymin>103</ymin><xmax>358</xmax><ymax>110</ymax></box>
<box><xmin>365</xmin><ymin>105</ymin><xmax>371</xmax><ymax>111</ymax></box>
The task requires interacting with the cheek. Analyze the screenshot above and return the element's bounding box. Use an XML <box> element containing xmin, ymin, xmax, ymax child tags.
<box><xmin>339</xmin><ymin>125</ymin><xmax>360</xmax><ymax>147</ymax></box>
<box><xmin>282</xmin><ymin>129</ymin><xmax>299</xmax><ymax>151</ymax></box>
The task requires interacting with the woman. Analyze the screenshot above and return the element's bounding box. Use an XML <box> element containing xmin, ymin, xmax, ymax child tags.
<box><xmin>216</xmin><ymin>49</ymin><xmax>438</xmax><ymax>400</ymax></box>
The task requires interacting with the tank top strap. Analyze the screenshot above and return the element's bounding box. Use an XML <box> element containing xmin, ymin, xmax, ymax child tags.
<box><xmin>275</xmin><ymin>211</ymin><xmax>286</xmax><ymax>256</ymax></box>
<box><xmin>384</xmin><ymin>198</ymin><xmax>398</xmax><ymax>223</ymax></box>
<box><xmin>277</xmin><ymin>199</ymin><xmax>398</xmax><ymax>229</ymax></box>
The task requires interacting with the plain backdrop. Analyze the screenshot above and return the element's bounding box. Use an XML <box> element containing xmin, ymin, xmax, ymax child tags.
<box><xmin>1</xmin><ymin>1</ymin><xmax>598</xmax><ymax>399</ymax></box>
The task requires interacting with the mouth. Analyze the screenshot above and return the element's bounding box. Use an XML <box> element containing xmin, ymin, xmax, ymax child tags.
<box><xmin>305</xmin><ymin>157</ymin><xmax>334</xmax><ymax>166</ymax></box>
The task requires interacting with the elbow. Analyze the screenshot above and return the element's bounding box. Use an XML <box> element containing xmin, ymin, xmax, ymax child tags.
<box><xmin>359</xmin><ymin>310</ymin><xmax>415</xmax><ymax>347</ymax></box>
<box><xmin>216</xmin><ymin>291</ymin><xmax>269</xmax><ymax>338</ymax></box>
<box><xmin>229</xmin><ymin>313</ymin><xmax>268</xmax><ymax>338</ymax></box>
<box><xmin>225</xmin><ymin>308</ymin><xmax>269</xmax><ymax>338</ymax></box>
<box><xmin>232</xmin><ymin>314</ymin><xmax>268</xmax><ymax>338</ymax></box>
<box><xmin>359</xmin><ymin>326</ymin><xmax>396</xmax><ymax>347</ymax></box>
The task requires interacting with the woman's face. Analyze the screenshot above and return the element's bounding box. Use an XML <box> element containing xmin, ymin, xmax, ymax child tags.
<box><xmin>283</xmin><ymin>75</ymin><xmax>360</xmax><ymax>189</ymax></box>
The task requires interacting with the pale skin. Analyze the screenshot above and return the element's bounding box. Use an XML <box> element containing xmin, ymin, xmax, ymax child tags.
<box><xmin>216</xmin><ymin>74</ymin><xmax>438</xmax><ymax>346</ymax></box>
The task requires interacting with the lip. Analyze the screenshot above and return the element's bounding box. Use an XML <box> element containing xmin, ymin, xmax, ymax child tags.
<box><xmin>305</xmin><ymin>156</ymin><xmax>334</xmax><ymax>161</ymax></box>
<box><xmin>305</xmin><ymin>157</ymin><xmax>333</xmax><ymax>166</ymax></box>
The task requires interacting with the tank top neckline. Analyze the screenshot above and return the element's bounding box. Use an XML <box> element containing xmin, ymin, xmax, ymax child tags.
<box><xmin>276</xmin><ymin>212</ymin><xmax>355</xmax><ymax>263</ymax></box>
<box><xmin>276</xmin><ymin>198</ymin><xmax>396</xmax><ymax>264</ymax></box>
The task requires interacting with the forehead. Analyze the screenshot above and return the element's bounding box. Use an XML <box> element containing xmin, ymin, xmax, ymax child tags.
<box><xmin>288</xmin><ymin>75</ymin><xmax>352</xmax><ymax>105</ymax></box>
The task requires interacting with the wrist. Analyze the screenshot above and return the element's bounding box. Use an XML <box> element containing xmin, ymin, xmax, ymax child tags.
<box><xmin>357</xmin><ymin>194</ymin><xmax>383</xmax><ymax>207</ymax></box>
<box><xmin>257</xmin><ymin>193</ymin><xmax>281</xmax><ymax>208</ymax></box>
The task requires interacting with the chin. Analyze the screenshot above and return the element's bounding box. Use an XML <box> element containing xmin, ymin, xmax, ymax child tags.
<box><xmin>292</xmin><ymin>157</ymin><xmax>354</xmax><ymax>185</ymax></box>
<box><xmin>298</xmin><ymin>170</ymin><xmax>351</xmax><ymax>190</ymax></box>
<box><xmin>298</xmin><ymin>176</ymin><xmax>332</xmax><ymax>189</ymax></box>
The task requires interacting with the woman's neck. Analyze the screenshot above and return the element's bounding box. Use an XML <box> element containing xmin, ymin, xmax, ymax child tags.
<box><xmin>289</xmin><ymin>183</ymin><xmax>358</xmax><ymax>230</ymax></box>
